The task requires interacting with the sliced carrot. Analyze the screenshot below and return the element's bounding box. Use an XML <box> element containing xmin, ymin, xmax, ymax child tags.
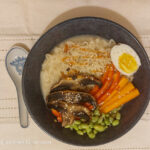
<box><xmin>101</xmin><ymin>76</ymin><xmax>129</xmax><ymax>106</ymax></box>
<box><xmin>51</xmin><ymin>109</ymin><xmax>61</xmax><ymax>117</ymax></box>
<box><xmin>64</xmin><ymin>44</ymin><xmax>69</xmax><ymax>53</ymax></box>
<box><xmin>95</xmin><ymin>65</ymin><xmax>114</xmax><ymax>99</ymax></box>
<box><xmin>84</xmin><ymin>102</ymin><xmax>94</xmax><ymax>110</ymax></box>
<box><xmin>98</xmin><ymin>71</ymin><xmax>120</xmax><ymax>104</ymax></box>
<box><xmin>107</xmin><ymin>71</ymin><xmax>120</xmax><ymax>93</ymax></box>
<box><xmin>90</xmin><ymin>85</ymin><xmax>99</xmax><ymax>95</ymax></box>
<box><xmin>115</xmin><ymin>76</ymin><xmax>129</xmax><ymax>90</ymax></box>
<box><xmin>57</xmin><ymin>116</ymin><xmax>62</xmax><ymax>122</ymax></box>
<box><xmin>100</xmin><ymin>82</ymin><xmax>135</xmax><ymax>110</ymax></box>
<box><xmin>101</xmin><ymin>64</ymin><xmax>110</xmax><ymax>83</ymax></box>
<box><xmin>101</xmin><ymin>88</ymin><xmax>140</xmax><ymax>113</ymax></box>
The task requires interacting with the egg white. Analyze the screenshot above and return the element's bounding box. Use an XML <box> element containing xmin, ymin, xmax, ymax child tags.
<box><xmin>111</xmin><ymin>44</ymin><xmax>141</xmax><ymax>76</ymax></box>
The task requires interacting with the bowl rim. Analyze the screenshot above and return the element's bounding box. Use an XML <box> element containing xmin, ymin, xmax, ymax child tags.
<box><xmin>22</xmin><ymin>16</ymin><xmax>150</xmax><ymax>146</ymax></box>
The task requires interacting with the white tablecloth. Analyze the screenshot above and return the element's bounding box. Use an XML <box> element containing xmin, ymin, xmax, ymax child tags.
<box><xmin>0</xmin><ymin>0</ymin><xmax>150</xmax><ymax>150</ymax></box>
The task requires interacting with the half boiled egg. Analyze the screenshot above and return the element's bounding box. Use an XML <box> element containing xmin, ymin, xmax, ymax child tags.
<box><xmin>111</xmin><ymin>44</ymin><xmax>141</xmax><ymax>76</ymax></box>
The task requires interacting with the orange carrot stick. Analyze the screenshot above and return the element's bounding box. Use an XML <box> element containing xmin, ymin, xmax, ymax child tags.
<box><xmin>57</xmin><ymin>116</ymin><xmax>62</xmax><ymax>122</ymax></box>
<box><xmin>101</xmin><ymin>76</ymin><xmax>129</xmax><ymax>106</ymax></box>
<box><xmin>101</xmin><ymin>64</ymin><xmax>110</xmax><ymax>83</ymax></box>
<box><xmin>98</xmin><ymin>71</ymin><xmax>120</xmax><ymax>104</ymax></box>
<box><xmin>95</xmin><ymin>65</ymin><xmax>114</xmax><ymax>99</ymax></box>
<box><xmin>51</xmin><ymin>109</ymin><xmax>61</xmax><ymax>117</ymax></box>
<box><xmin>101</xmin><ymin>88</ymin><xmax>140</xmax><ymax>113</ymax></box>
<box><xmin>84</xmin><ymin>102</ymin><xmax>94</xmax><ymax>110</ymax></box>
<box><xmin>100</xmin><ymin>82</ymin><xmax>135</xmax><ymax>109</ymax></box>
<box><xmin>90</xmin><ymin>85</ymin><xmax>99</xmax><ymax>95</ymax></box>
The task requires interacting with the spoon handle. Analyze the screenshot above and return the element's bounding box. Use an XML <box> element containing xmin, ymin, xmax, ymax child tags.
<box><xmin>17</xmin><ymin>83</ymin><xmax>28</xmax><ymax>128</ymax></box>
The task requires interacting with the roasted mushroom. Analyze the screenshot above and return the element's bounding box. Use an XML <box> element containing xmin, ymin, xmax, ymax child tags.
<box><xmin>50</xmin><ymin>74</ymin><xmax>102</xmax><ymax>93</ymax></box>
<box><xmin>47</xmin><ymin>90</ymin><xmax>97</xmax><ymax>110</ymax></box>
<box><xmin>47</xmin><ymin>90</ymin><xmax>97</xmax><ymax>126</ymax></box>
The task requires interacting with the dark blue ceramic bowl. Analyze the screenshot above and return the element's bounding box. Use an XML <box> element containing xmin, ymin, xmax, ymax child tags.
<box><xmin>22</xmin><ymin>17</ymin><xmax>150</xmax><ymax>146</ymax></box>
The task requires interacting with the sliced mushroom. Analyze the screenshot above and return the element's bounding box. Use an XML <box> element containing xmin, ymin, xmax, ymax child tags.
<box><xmin>47</xmin><ymin>90</ymin><xmax>97</xmax><ymax>110</ymax></box>
<box><xmin>50</xmin><ymin>74</ymin><xmax>102</xmax><ymax>93</ymax></box>
<box><xmin>48</xmin><ymin>100</ymin><xmax>91</xmax><ymax>126</ymax></box>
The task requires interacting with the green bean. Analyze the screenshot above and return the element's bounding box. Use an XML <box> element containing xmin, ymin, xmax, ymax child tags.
<box><xmin>87</xmin><ymin>132</ymin><xmax>96</xmax><ymax>139</ymax></box>
<box><xmin>94</xmin><ymin>125</ymin><xmax>105</xmax><ymax>132</ymax></box>
<box><xmin>77</xmin><ymin>130</ymin><xmax>84</xmax><ymax>135</ymax></box>
<box><xmin>74</xmin><ymin>120</ymin><xmax>81</xmax><ymax>125</ymax></box>
<box><xmin>112</xmin><ymin>120</ymin><xmax>119</xmax><ymax>126</ymax></box>
<box><xmin>94</xmin><ymin>109</ymin><xmax>100</xmax><ymax>116</ymax></box>
<box><xmin>116</xmin><ymin>112</ymin><xmax>121</xmax><ymax>120</ymax></box>
<box><xmin>92</xmin><ymin>116</ymin><xmax>99</xmax><ymax>123</ymax></box>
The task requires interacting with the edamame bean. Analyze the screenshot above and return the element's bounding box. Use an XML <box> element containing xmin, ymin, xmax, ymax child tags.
<box><xmin>111</xmin><ymin>108</ymin><xmax>118</xmax><ymax>114</ymax></box>
<box><xmin>83</xmin><ymin>130</ymin><xmax>87</xmax><ymax>134</ymax></box>
<box><xmin>87</xmin><ymin>132</ymin><xmax>96</xmax><ymax>139</ymax></box>
<box><xmin>116</xmin><ymin>112</ymin><xmax>121</xmax><ymax>120</ymax></box>
<box><xmin>72</xmin><ymin>124</ymin><xmax>78</xmax><ymax>131</ymax></box>
<box><xmin>100</xmin><ymin>122</ymin><xmax>105</xmax><ymax>126</ymax></box>
<box><xmin>94</xmin><ymin>109</ymin><xmax>100</xmax><ymax>116</ymax></box>
<box><xmin>79</xmin><ymin>123</ymin><xmax>89</xmax><ymax>130</ymax></box>
<box><xmin>116</xmin><ymin>106</ymin><xmax>122</xmax><ymax>111</ymax></box>
<box><xmin>109</xmin><ymin>117</ymin><xmax>114</xmax><ymax>123</ymax></box>
<box><xmin>94</xmin><ymin>125</ymin><xmax>105</xmax><ymax>132</ymax></box>
<box><xmin>98</xmin><ymin>117</ymin><xmax>103</xmax><ymax>124</ymax></box>
<box><xmin>104</xmin><ymin>119</ymin><xmax>110</xmax><ymax>126</ymax></box>
<box><xmin>65</xmin><ymin>125</ymin><xmax>70</xmax><ymax>128</ymax></box>
<box><xmin>77</xmin><ymin>130</ymin><xmax>84</xmax><ymax>135</ymax></box>
<box><xmin>74</xmin><ymin>120</ymin><xmax>81</xmax><ymax>125</ymax></box>
<box><xmin>69</xmin><ymin>126</ymin><xmax>73</xmax><ymax>130</ymax></box>
<box><xmin>112</xmin><ymin>120</ymin><xmax>119</xmax><ymax>126</ymax></box>
<box><xmin>101</xmin><ymin>113</ymin><xmax>105</xmax><ymax>118</ymax></box>
<box><xmin>111</xmin><ymin>113</ymin><xmax>116</xmax><ymax>119</ymax></box>
<box><xmin>93</xmin><ymin>129</ymin><xmax>98</xmax><ymax>134</ymax></box>
<box><xmin>106</xmin><ymin>113</ymin><xmax>109</xmax><ymax>118</ymax></box>
<box><xmin>86</xmin><ymin>127</ymin><xmax>92</xmax><ymax>133</ymax></box>
<box><xmin>80</xmin><ymin>118</ymin><xmax>86</xmax><ymax>122</ymax></box>
<box><xmin>92</xmin><ymin>116</ymin><xmax>99</xmax><ymax>123</ymax></box>
<box><xmin>89</xmin><ymin>122</ymin><xmax>94</xmax><ymax>128</ymax></box>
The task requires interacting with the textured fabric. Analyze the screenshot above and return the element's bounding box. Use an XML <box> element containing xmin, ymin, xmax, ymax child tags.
<box><xmin>0</xmin><ymin>0</ymin><xmax>150</xmax><ymax>149</ymax></box>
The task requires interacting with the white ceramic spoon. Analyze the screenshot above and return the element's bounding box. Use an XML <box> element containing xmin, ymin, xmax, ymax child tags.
<box><xmin>5</xmin><ymin>46</ymin><xmax>28</xmax><ymax>128</ymax></box>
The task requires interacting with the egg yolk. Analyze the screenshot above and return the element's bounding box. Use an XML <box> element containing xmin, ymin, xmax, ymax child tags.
<box><xmin>119</xmin><ymin>53</ymin><xmax>138</xmax><ymax>73</ymax></box>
